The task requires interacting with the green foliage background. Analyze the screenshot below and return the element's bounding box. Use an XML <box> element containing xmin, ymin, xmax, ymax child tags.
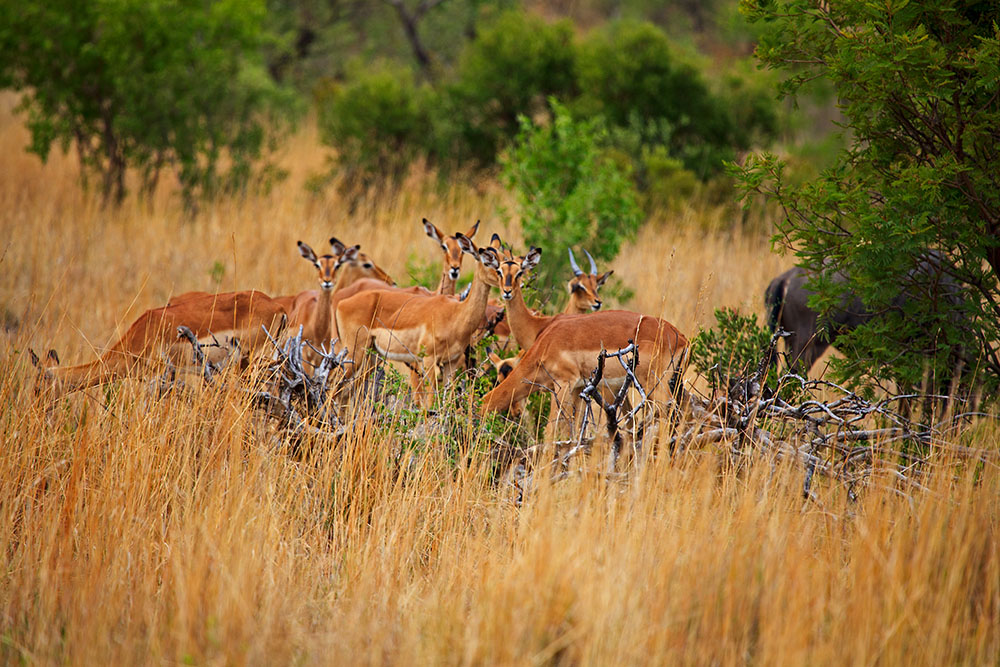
<box><xmin>737</xmin><ymin>0</ymin><xmax>1000</xmax><ymax>401</ymax></box>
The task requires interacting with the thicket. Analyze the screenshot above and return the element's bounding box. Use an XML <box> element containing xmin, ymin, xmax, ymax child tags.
<box><xmin>737</xmin><ymin>0</ymin><xmax>1000</xmax><ymax>402</ymax></box>
<box><xmin>317</xmin><ymin>11</ymin><xmax>778</xmax><ymax>199</ymax></box>
<box><xmin>499</xmin><ymin>101</ymin><xmax>641</xmax><ymax>295</ymax></box>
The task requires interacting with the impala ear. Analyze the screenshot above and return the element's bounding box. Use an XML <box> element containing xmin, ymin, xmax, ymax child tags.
<box><xmin>487</xmin><ymin>350</ymin><xmax>502</xmax><ymax>365</ymax></box>
<box><xmin>329</xmin><ymin>237</ymin><xmax>347</xmax><ymax>256</ymax></box>
<box><xmin>478</xmin><ymin>247</ymin><xmax>500</xmax><ymax>270</ymax></box>
<box><xmin>597</xmin><ymin>270</ymin><xmax>613</xmax><ymax>286</ymax></box>
<box><xmin>455</xmin><ymin>232</ymin><xmax>478</xmax><ymax>256</ymax></box>
<box><xmin>30</xmin><ymin>348</ymin><xmax>59</xmax><ymax>368</ymax></box>
<box><xmin>423</xmin><ymin>218</ymin><xmax>444</xmax><ymax>245</ymax></box>
<box><xmin>336</xmin><ymin>245</ymin><xmax>360</xmax><ymax>267</ymax></box>
<box><xmin>489</xmin><ymin>232</ymin><xmax>503</xmax><ymax>251</ymax></box>
<box><xmin>298</xmin><ymin>241</ymin><xmax>318</xmax><ymax>265</ymax></box>
<box><xmin>522</xmin><ymin>247</ymin><xmax>542</xmax><ymax>273</ymax></box>
<box><xmin>465</xmin><ymin>220</ymin><xmax>481</xmax><ymax>239</ymax></box>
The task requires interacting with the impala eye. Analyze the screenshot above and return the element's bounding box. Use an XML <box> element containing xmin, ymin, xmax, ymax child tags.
<box><xmin>363</xmin><ymin>263</ymin><xmax>373</xmax><ymax>269</ymax></box>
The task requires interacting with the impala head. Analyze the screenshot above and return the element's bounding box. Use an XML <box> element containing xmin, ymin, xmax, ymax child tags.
<box><xmin>490</xmin><ymin>236</ymin><xmax>541</xmax><ymax>302</ymax></box>
<box><xmin>29</xmin><ymin>348</ymin><xmax>60</xmax><ymax>394</ymax></box>
<box><xmin>329</xmin><ymin>236</ymin><xmax>395</xmax><ymax>287</ymax></box>
<box><xmin>486</xmin><ymin>349</ymin><xmax>522</xmax><ymax>383</ymax></box>
<box><xmin>455</xmin><ymin>231</ymin><xmax>501</xmax><ymax>282</ymax></box>
<box><xmin>567</xmin><ymin>248</ymin><xmax>613</xmax><ymax>312</ymax></box>
<box><xmin>423</xmin><ymin>218</ymin><xmax>480</xmax><ymax>282</ymax></box>
<box><xmin>298</xmin><ymin>240</ymin><xmax>339</xmax><ymax>291</ymax></box>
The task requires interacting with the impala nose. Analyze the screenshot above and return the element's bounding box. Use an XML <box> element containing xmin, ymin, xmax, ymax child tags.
<box><xmin>502</xmin><ymin>290</ymin><xmax>514</xmax><ymax>301</ymax></box>
<box><xmin>449</xmin><ymin>267</ymin><xmax>460</xmax><ymax>280</ymax></box>
<box><xmin>593</xmin><ymin>300</ymin><xmax>602</xmax><ymax>311</ymax></box>
<box><xmin>321</xmin><ymin>281</ymin><xmax>334</xmax><ymax>290</ymax></box>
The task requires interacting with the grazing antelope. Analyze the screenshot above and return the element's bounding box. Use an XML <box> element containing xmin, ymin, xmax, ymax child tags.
<box><xmin>486</xmin><ymin>349</ymin><xmax>523</xmax><ymax>383</ymax></box>
<box><xmin>335</xmin><ymin>233</ymin><xmax>501</xmax><ymax>406</ymax></box>
<box><xmin>31</xmin><ymin>291</ymin><xmax>288</xmax><ymax>398</ymax></box>
<box><xmin>423</xmin><ymin>218</ymin><xmax>481</xmax><ymax>295</ymax></box>
<box><xmin>286</xmin><ymin>240</ymin><xmax>394</xmax><ymax>368</ymax></box>
<box><xmin>493</xmin><ymin>246</ymin><xmax>613</xmax><ymax>349</ymax></box>
<box><xmin>481</xmin><ymin>310</ymin><xmax>688</xmax><ymax>439</ymax></box>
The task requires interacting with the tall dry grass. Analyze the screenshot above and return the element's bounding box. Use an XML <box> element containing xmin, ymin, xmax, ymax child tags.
<box><xmin>1</xmin><ymin>97</ymin><xmax>998</xmax><ymax>665</ymax></box>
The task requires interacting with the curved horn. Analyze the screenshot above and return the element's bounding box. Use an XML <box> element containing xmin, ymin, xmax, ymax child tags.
<box><xmin>567</xmin><ymin>248</ymin><xmax>583</xmax><ymax>276</ymax></box>
<box><xmin>583</xmin><ymin>248</ymin><xmax>597</xmax><ymax>275</ymax></box>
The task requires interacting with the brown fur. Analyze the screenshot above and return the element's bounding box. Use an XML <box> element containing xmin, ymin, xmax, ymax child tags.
<box><xmin>481</xmin><ymin>310</ymin><xmax>688</xmax><ymax>438</ymax></box>
<box><xmin>33</xmin><ymin>291</ymin><xmax>288</xmax><ymax>398</ymax></box>
<box><xmin>335</xmin><ymin>235</ymin><xmax>500</xmax><ymax>406</ymax></box>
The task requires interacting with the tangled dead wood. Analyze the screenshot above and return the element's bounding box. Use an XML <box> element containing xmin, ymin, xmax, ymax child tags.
<box><xmin>164</xmin><ymin>324</ymin><xmax>349</xmax><ymax>444</ymax></box>
<box><xmin>509</xmin><ymin>330</ymin><xmax>997</xmax><ymax>502</ymax></box>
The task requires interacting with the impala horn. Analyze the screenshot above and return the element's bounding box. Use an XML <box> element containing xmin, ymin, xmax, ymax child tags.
<box><xmin>568</xmin><ymin>248</ymin><xmax>583</xmax><ymax>277</ymax></box>
<box><xmin>584</xmin><ymin>248</ymin><xmax>597</xmax><ymax>275</ymax></box>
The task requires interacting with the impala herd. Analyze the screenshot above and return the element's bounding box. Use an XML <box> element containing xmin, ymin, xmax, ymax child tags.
<box><xmin>30</xmin><ymin>219</ymin><xmax>690</xmax><ymax>437</ymax></box>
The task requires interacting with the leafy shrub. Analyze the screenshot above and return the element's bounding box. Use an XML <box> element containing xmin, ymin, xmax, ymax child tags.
<box><xmin>690</xmin><ymin>308</ymin><xmax>777</xmax><ymax>391</ymax></box>
<box><xmin>575</xmin><ymin>20</ymin><xmax>739</xmax><ymax>179</ymax></box>
<box><xmin>0</xmin><ymin>0</ymin><xmax>298</xmax><ymax>207</ymax></box>
<box><xmin>445</xmin><ymin>10</ymin><xmax>577</xmax><ymax>167</ymax></box>
<box><xmin>316</xmin><ymin>64</ymin><xmax>435</xmax><ymax>191</ymax></box>
<box><xmin>500</xmin><ymin>100</ymin><xmax>642</xmax><ymax>299</ymax></box>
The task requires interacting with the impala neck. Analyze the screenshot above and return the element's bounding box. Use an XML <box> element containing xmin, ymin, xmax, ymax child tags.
<box><xmin>312</xmin><ymin>287</ymin><xmax>335</xmax><ymax>344</ymax></box>
<box><xmin>455</xmin><ymin>264</ymin><xmax>492</xmax><ymax>338</ymax></box>
<box><xmin>506</xmin><ymin>282</ymin><xmax>551</xmax><ymax>350</ymax></box>
<box><xmin>437</xmin><ymin>273</ymin><xmax>456</xmax><ymax>296</ymax></box>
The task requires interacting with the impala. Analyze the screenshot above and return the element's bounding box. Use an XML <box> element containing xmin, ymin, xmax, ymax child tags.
<box><xmin>423</xmin><ymin>218</ymin><xmax>481</xmax><ymax>295</ymax></box>
<box><xmin>286</xmin><ymin>239</ymin><xmax>394</xmax><ymax>368</ymax></box>
<box><xmin>493</xmin><ymin>246</ymin><xmax>613</xmax><ymax>349</ymax></box>
<box><xmin>335</xmin><ymin>233</ymin><xmax>501</xmax><ymax>406</ymax></box>
<box><xmin>166</xmin><ymin>237</ymin><xmax>391</xmax><ymax>310</ymax></box>
<box><xmin>481</xmin><ymin>310</ymin><xmax>688</xmax><ymax>438</ymax></box>
<box><xmin>32</xmin><ymin>290</ymin><xmax>288</xmax><ymax>398</ymax></box>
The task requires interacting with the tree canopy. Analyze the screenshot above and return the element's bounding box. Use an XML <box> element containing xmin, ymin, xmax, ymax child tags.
<box><xmin>738</xmin><ymin>0</ymin><xmax>1000</xmax><ymax>399</ymax></box>
<box><xmin>0</xmin><ymin>0</ymin><xmax>298</xmax><ymax>206</ymax></box>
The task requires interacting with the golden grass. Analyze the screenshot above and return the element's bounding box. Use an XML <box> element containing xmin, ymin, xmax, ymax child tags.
<box><xmin>1</xmin><ymin>97</ymin><xmax>998</xmax><ymax>665</ymax></box>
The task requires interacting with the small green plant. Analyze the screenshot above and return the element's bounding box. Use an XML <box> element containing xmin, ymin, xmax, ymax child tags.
<box><xmin>209</xmin><ymin>261</ymin><xmax>226</xmax><ymax>286</ymax></box>
<box><xmin>500</xmin><ymin>100</ymin><xmax>642</xmax><ymax>303</ymax></box>
<box><xmin>690</xmin><ymin>307</ymin><xmax>776</xmax><ymax>391</ymax></box>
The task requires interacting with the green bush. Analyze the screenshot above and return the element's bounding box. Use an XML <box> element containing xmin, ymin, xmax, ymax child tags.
<box><xmin>690</xmin><ymin>308</ymin><xmax>777</xmax><ymax>391</ymax></box>
<box><xmin>575</xmin><ymin>20</ymin><xmax>739</xmax><ymax>179</ymax></box>
<box><xmin>500</xmin><ymin>100</ymin><xmax>642</xmax><ymax>300</ymax></box>
<box><xmin>0</xmin><ymin>0</ymin><xmax>298</xmax><ymax>207</ymax></box>
<box><xmin>446</xmin><ymin>10</ymin><xmax>576</xmax><ymax>167</ymax></box>
<box><xmin>316</xmin><ymin>64</ymin><xmax>435</xmax><ymax>190</ymax></box>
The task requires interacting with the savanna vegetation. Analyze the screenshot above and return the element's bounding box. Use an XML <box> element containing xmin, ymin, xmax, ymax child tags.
<box><xmin>1</xmin><ymin>0</ymin><xmax>998</xmax><ymax>663</ymax></box>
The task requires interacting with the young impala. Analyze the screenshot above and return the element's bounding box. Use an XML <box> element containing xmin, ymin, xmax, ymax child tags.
<box><xmin>492</xmin><ymin>246</ymin><xmax>613</xmax><ymax>350</ymax></box>
<box><xmin>285</xmin><ymin>239</ymin><xmax>394</xmax><ymax>368</ymax></box>
<box><xmin>335</xmin><ymin>233</ymin><xmax>501</xmax><ymax>406</ymax></box>
<box><xmin>423</xmin><ymin>218</ymin><xmax>481</xmax><ymax>295</ymax></box>
<box><xmin>482</xmin><ymin>310</ymin><xmax>688</xmax><ymax>439</ymax></box>
<box><xmin>32</xmin><ymin>290</ymin><xmax>288</xmax><ymax>398</ymax></box>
